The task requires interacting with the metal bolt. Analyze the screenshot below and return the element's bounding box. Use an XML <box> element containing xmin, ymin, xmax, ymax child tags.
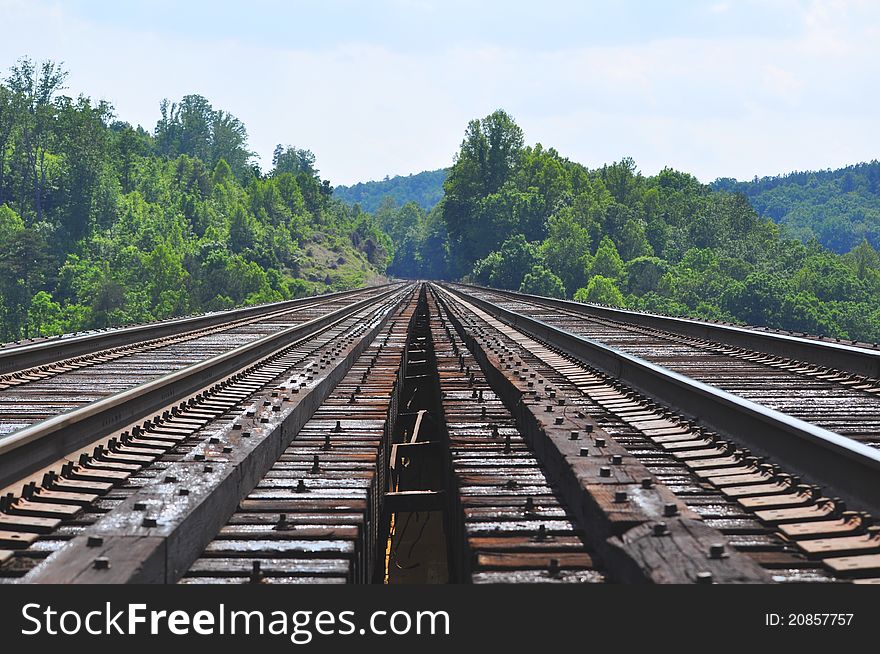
<box><xmin>142</xmin><ymin>517</ymin><xmax>157</xmax><ymax>528</ymax></box>
<box><xmin>548</xmin><ymin>558</ymin><xmax>560</xmax><ymax>577</ymax></box>
<box><xmin>535</xmin><ymin>524</ymin><xmax>548</xmax><ymax>541</ymax></box>
<box><xmin>611</xmin><ymin>454</ymin><xmax>623</xmax><ymax>465</ymax></box>
<box><xmin>133</xmin><ymin>502</ymin><xmax>146</xmax><ymax>511</ymax></box>
<box><xmin>641</xmin><ymin>478</ymin><xmax>653</xmax><ymax>489</ymax></box>
<box><xmin>652</xmin><ymin>523</ymin><xmax>668</xmax><ymax>537</ymax></box>
<box><xmin>222</xmin><ymin>446</ymin><xmax>232</xmax><ymax>453</ymax></box>
<box><xmin>554</xmin><ymin>416</ymin><xmax>563</xmax><ymax>425</ymax></box>
<box><xmin>614</xmin><ymin>490</ymin><xmax>628</xmax><ymax>503</ymax></box>
<box><xmin>663</xmin><ymin>503</ymin><xmax>678</xmax><ymax>517</ymax></box>
<box><xmin>178</xmin><ymin>488</ymin><xmax>190</xmax><ymax>496</ymax></box>
<box><xmin>164</xmin><ymin>475</ymin><xmax>178</xmax><ymax>483</ymax></box>
<box><xmin>87</xmin><ymin>536</ymin><xmax>104</xmax><ymax>547</ymax></box>
<box><xmin>599</xmin><ymin>467</ymin><xmax>611</xmax><ymax>478</ymax></box>
<box><xmin>545</xmin><ymin>405</ymin><xmax>553</xmax><ymax>412</ymax></box>
<box><xmin>569</xmin><ymin>430</ymin><xmax>580</xmax><ymax>440</ymax></box>
<box><xmin>194</xmin><ymin>453</ymin><xmax>205</xmax><ymax>461</ymax></box>
<box><xmin>524</xmin><ymin>497</ymin><xmax>535</xmax><ymax>512</ymax></box>
<box><xmin>695</xmin><ymin>571</ymin><xmax>714</xmax><ymax>584</ymax></box>
<box><xmin>311</xmin><ymin>455</ymin><xmax>320</xmax><ymax>474</ymax></box>
<box><xmin>296</xmin><ymin>479</ymin><xmax>307</xmax><ymax>493</ymax></box>
<box><xmin>595</xmin><ymin>437</ymin><xmax>606</xmax><ymax>447</ymax></box>
<box><xmin>93</xmin><ymin>557</ymin><xmax>110</xmax><ymax>570</ymax></box>
<box><xmin>274</xmin><ymin>514</ymin><xmax>291</xmax><ymax>531</ymax></box>
<box><xmin>709</xmin><ymin>543</ymin><xmax>726</xmax><ymax>559</ymax></box>
<box><xmin>579</xmin><ymin>447</ymin><xmax>589</xmax><ymax>457</ymax></box>
<box><xmin>209</xmin><ymin>437</ymin><xmax>220</xmax><ymax>444</ymax></box>
<box><xmin>249</xmin><ymin>560</ymin><xmax>264</xmax><ymax>584</ymax></box>
<box><xmin>204</xmin><ymin>465</ymin><xmax>213</xmax><ymax>473</ymax></box>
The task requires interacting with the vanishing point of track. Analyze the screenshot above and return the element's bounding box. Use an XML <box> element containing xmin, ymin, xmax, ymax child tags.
<box><xmin>1</xmin><ymin>282</ymin><xmax>879</xmax><ymax>584</ymax></box>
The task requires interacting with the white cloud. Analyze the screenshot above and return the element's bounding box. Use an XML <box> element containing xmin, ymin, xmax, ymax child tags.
<box><xmin>0</xmin><ymin>0</ymin><xmax>878</xmax><ymax>185</ymax></box>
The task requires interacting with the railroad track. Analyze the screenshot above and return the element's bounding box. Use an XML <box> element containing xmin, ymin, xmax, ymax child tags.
<box><xmin>3</xmin><ymin>284</ymin><xmax>412</xmax><ymax>580</ymax></box>
<box><xmin>0</xmin><ymin>286</ymin><xmax>380</xmax><ymax>377</ymax></box>
<box><xmin>1</xmin><ymin>282</ymin><xmax>879</xmax><ymax>583</ymax></box>
<box><xmin>452</xmin><ymin>284</ymin><xmax>880</xmax><ymax>446</ymax></box>
<box><xmin>0</xmin><ymin>287</ymin><xmax>388</xmax><ymax>440</ymax></box>
<box><xmin>438</xmin><ymin>283</ymin><xmax>880</xmax><ymax>581</ymax></box>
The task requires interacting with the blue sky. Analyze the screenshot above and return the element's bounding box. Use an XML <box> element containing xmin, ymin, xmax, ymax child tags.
<box><xmin>0</xmin><ymin>0</ymin><xmax>877</xmax><ymax>185</ymax></box>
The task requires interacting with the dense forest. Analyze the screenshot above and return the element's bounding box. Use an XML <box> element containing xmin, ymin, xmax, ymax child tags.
<box><xmin>712</xmin><ymin>162</ymin><xmax>880</xmax><ymax>254</ymax></box>
<box><xmin>3</xmin><ymin>56</ymin><xmax>878</xmax><ymax>345</ymax></box>
<box><xmin>334</xmin><ymin>169</ymin><xmax>447</xmax><ymax>213</ymax></box>
<box><xmin>340</xmin><ymin>153</ymin><xmax>880</xmax><ymax>263</ymax></box>
<box><xmin>381</xmin><ymin>110</ymin><xmax>880</xmax><ymax>342</ymax></box>
<box><xmin>0</xmin><ymin>58</ymin><xmax>390</xmax><ymax>342</ymax></box>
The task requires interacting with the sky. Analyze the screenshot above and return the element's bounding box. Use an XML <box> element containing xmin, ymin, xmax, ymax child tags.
<box><xmin>0</xmin><ymin>0</ymin><xmax>878</xmax><ymax>186</ymax></box>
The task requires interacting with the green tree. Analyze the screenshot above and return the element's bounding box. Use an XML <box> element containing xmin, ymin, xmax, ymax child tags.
<box><xmin>589</xmin><ymin>236</ymin><xmax>625</xmax><ymax>280</ymax></box>
<box><xmin>520</xmin><ymin>265</ymin><xmax>565</xmax><ymax>298</ymax></box>
<box><xmin>843</xmin><ymin>239</ymin><xmax>880</xmax><ymax>279</ymax></box>
<box><xmin>618</xmin><ymin>218</ymin><xmax>653</xmax><ymax>260</ymax></box>
<box><xmin>539</xmin><ymin>209</ymin><xmax>590</xmax><ymax>293</ymax></box>
<box><xmin>574</xmin><ymin>275</ymin><xmax>625</xmax><ymax>306</ymax></box>
<box><xmin>470</xmin><ymin>235</ymin><xmax>541</xmax><ymax>290</ymax></box>
<box><xmin>56</xmin><ymin>95</ymin><xmax>113</xmax><ymax>240</ymax></box>
<box><xmin>28</xmin><ymin>290</ymin><xmax>64</xmax><ymax>336</ymax></box>
<box><xmin>443</xmin><ymin>109</ymin><xmax>524</xmax><ymax>275</ymax></box>
<box><xmin>6</xmin><ymin>57</ymin><xmax>68</xmax><ymax>223</ymax></box>
<box><xmin>625</xmin><ymin>256</ymin><xmax>666</xmax><ymax>295</ymax></box>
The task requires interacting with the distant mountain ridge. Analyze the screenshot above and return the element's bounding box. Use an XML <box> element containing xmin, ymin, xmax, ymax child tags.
<box><xmin>334</xmin><ymin>168</ymin><xmax>447</xmax><ymax>213</ymax></box>
<box><xmin>711</xmin><ymin>161</ymin><xmax>880</xmax><ymax>253</ymax></box>
<box><xmin>336</xmin><ymin>160</ymin><xmax>880</xmax><ymax>256</ymax></box>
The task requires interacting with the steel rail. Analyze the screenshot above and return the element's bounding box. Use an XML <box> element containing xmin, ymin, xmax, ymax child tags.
<box><xmin>453</xmin><ymin>283</ymin><xmax>880</xmax><ymax>378</ymax></box>
<box><xmin>0</xmin><ymin>285</ymin><xmax>390</xmax><ymax>374</ymax></box>
<box><xmin>0</xmin><ymin>286</ymin><xmax>404</xmax><ymax>489</ymax></box>
<box><xmin>439</xmin><ymin>283</ymin><xmax>880</xmax><ymax>516</ymax></box>
<box><xmin>20</xmin><ymin>287</ymin><xmax>414</xmax><ymax>584</ymax></box>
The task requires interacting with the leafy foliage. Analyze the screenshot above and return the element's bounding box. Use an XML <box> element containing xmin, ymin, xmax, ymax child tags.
<box><xmin>379</xmin><ymin>110</ymin><xmax>880</xmax><ymax>343</ymax></box>
<box><xmin>334</xmin><ymin>169</ymin><xmax>447</xmax><ymax>213</ymax></box>
<box><xmin>0</xmin><ymin>58</ymin><xmax>389</xmax><ymax>342</ymax></box>
<box><xmin>520</xmin><ymin>265</ymin><xmax>565</xmax><ymax>298</ymax></box>
<box><xmin>712</xmin><ymin>162</ymin><xmax>880</xmax><ymax>253</ymax></box>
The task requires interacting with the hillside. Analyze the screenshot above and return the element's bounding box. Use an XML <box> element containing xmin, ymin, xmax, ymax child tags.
<box><xmin>334</xmin><ymin>169</ymin><xmax>447</xmax><ymax>213</ymax></box>
<box><xmin>378</xmin><ymin>110</ymin><xmax>880</xmax><ymax>342</ymax></box>
<box><xmin>0</xmin><ymin>58</ymin><xmax>390</xmax><ymax>342</ymax></box>
<box><xmin>712</xmin><ymin>162</ymin><xmax>880</xmax><ymax>253</ymax></box>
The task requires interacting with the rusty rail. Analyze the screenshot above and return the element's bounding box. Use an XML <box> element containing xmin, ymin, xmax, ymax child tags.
<box><xmin>455</xmin><ymin>283</ymin><xmax>880</xmax><ymax>378</ymax></box>
<box><xmin>440</xmin><ymin>283</ymin><xmax>880</xmax><ymax>518</ymax></box>
<box><xmin>0</xmin><ymin>285</ymin><xmax>388</xmax><ymax>375</ymax></box>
